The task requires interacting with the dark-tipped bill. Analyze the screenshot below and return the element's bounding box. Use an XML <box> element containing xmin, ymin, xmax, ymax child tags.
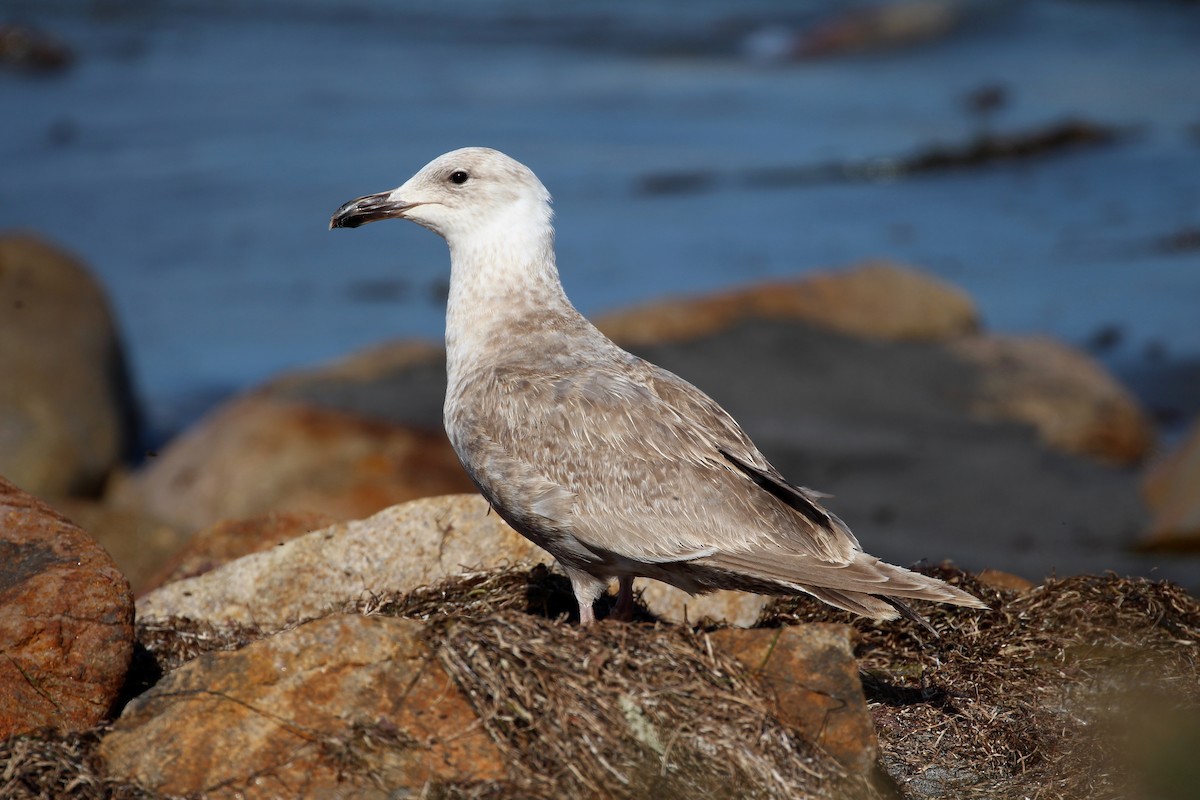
<box><xmin>329</xmin><ymin>192</ymin><xmax>417</xmax><ymax>229</ymax></box>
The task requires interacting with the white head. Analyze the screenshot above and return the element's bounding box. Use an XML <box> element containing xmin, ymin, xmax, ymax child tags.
<box><xmin>330</xmin><ymin>147</ymin><xmax>553</xmax><ymax>249</ymax></box>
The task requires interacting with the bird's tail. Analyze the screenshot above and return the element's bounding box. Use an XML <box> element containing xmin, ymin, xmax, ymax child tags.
<box><xmin>707</xmin><ymin>549</ymin><xmax>989</xmax><ymax>623</ymax></box>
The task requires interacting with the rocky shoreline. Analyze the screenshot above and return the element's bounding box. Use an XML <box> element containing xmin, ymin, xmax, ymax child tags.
<box><xmin>3</xmin><ymin>233</ymin><xmax>1200</xmax><ymax>797</ymax></box>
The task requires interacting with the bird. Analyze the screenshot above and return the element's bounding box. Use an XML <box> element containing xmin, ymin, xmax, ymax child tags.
<box><xmin>330</xmin><ymin>147</ymin><xmax>987</xmax><ymax>627</ymax></box>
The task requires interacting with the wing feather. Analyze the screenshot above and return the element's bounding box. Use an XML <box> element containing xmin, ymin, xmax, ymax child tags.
<box><xmin>449</xmin><ymin>356</ymin><xmax>861</xmax><ymax>568</ymax></box>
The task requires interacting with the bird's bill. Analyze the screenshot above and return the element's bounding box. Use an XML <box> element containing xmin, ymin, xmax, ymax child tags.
<box><xmin>329</xmin><ymin>191</ymin><xmax>418</xmax><ymax>229</ymax></box>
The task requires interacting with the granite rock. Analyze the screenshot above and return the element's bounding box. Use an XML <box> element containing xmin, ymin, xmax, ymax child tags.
<box><xmin>99</xmin><ymin>614</ymin><xmax>505</xmax><ymax>798</ymax></box>
<box><xmin>0</xmin><ymin>476</ymin><xmax>134</xmax><ymax>738</ymax></box>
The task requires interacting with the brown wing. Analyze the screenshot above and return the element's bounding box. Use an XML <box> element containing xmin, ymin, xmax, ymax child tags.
<box><xmin>450</xmin><ymin>356</ymin><xmax>860</xmax><ymax>564</ymax></box>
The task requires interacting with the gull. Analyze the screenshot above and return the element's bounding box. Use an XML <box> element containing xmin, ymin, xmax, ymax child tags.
<box><xmin>331</xmin><ymin>147</ymin><xmax>987</xmax><ymax>626</ymax></box>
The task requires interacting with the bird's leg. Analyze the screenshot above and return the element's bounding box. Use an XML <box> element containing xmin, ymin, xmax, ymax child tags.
<box><xmin>611</xmin><ymin>576</ymin><xmax>635</xmax><ymax>622</ymax></box>
<box><xmin>565</xmin><ymin>567</ymin><xmax>606</xmax><ymax>628</ymax></box>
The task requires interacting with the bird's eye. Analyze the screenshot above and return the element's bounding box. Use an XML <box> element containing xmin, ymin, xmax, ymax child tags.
<box><xmin>449</xmin><ymin>170</ymin><xmax>469</xmax><ymax>185</ymax></box>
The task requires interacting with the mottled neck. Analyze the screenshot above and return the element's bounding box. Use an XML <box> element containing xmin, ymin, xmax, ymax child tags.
<box><xmin>444</xmin><ymin>221</ymin><xmax>583</xmax><ymax>382</ymax></box>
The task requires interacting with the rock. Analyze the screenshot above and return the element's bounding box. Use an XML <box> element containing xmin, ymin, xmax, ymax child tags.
<box><xmin>0</xmin><ymin>234</ymin><xmax>138</xmax><ymax>497</ymax></box>
<box><xmin>1140</xmin><ymin>420</ymin><xmax>1200</xmax><ymax>551</ymax></box>
<box><xmin>114</xmin><ymin>393</ymin><xmax>474</xmax><ymax>532</ymax></box>
<box><xmin>143</xmin><ymin>510</ymin><xmax>337</xmax><ymax>592</ymax></box>
<box><xmin>950</xmin><ymin>334</ymin><xmax>1154</xmax><ymax>465</ymax></box>
<box><xmin>637</xmin><ymin>582</ymin><xmax>768</xmax><ymax>628</ymax></box>
<box><xmin>709</xmin><ymin>624</ymin><xmax>878</xmax><ymax>774</ymax></box>
<box><xmin>98</xmin><ymin>614</ymin><xmax>505</xmax><ymax>798</ymax></box>
<box><xmin>595</xmin><ymin>261</ymin><xmax>979</xmax><ymax>347</ymax></box>
<box><xmin>136</xmin><ymin>494</ymin><xmax>542</xmax><ymax>630</ymax></box>
<box><xmin>0</xmin><ymin>476</ymin><xmax>134</xmax><ymax>738</ymax></box>
<box><xmin>975</xmin><ymin>568</ymin><xmax>1035</xmax><ymax>593</ymax></box>
<box><xmin>51</xmin><ymin>498</ymin><xmax>187</xmax><ymax>596</ymax></box>
<box><xmin>594</xmin><ymin>267</ymin><xmax>1150</xmax><ymax>468</ymax></box>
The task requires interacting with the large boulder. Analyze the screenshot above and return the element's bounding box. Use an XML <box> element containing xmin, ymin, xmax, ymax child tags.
<box><xmin>950</xmin><ymin>334</ymin><xmax>1154</xmax><ymax>465</ymax></box>
<box><xmin>0</xmin><ymin>234</ymin><xmax>138</xmax><ymax>497</ymax></box>
<box><xmin>114</xmin><ymin>393</ymin><xmax>473</xmax><ymax>532</ymax></box>
<box><xmin>135</xmin><ymin>494</ymin><xmax>541</xmax><ymax>630</ymax></box>
<box><xmin>597</xmin><ymin>262</ymin><xmax>1151</xmax><ymax>466</ymax></box>
<box><xmin>595</xmin><ymin>260</ymin><xmax>980</xmax><ymax>346</ymax></box>
<box><xmin>98</xmin><ymin>614</ymin><xmax>505</xmax><ymax>798</ymax></box>
<box><xmin>0</xmin><ymin>476</ymin><xmax>134</xmax><ymax>738</ymax></box>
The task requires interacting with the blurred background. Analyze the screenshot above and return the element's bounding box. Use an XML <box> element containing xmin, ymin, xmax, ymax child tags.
<box><xmin>3</xmin><ymin>0</ymin><xmax>1198</xmax><ymax>446</ymax></box>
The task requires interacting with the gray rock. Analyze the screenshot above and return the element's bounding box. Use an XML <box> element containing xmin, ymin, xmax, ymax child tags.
<box><xmin>135</xmin><ymin>494</ymin><xmax>541</xmax><ymax>629</ymax></box>
<box><xmin>0</xmin><ymin>234</ymin><xmax>138</xmax><ymax>497</ymax></box>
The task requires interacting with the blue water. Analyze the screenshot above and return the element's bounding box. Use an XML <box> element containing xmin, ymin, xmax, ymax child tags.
<box><xmin>2</xmin><ymin>0</ymin><xmax>1199</xmax><ymax>441</ymax></box>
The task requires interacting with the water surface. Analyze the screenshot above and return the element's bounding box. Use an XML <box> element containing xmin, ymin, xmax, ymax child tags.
<box><xmin>2</xmin><ymin>0</ymin><xmax>1198</xmax><ymax>440</ymax></box>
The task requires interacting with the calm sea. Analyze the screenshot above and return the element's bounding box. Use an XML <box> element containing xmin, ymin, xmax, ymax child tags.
<box><xmin>2</xmin><ymin>0</ymin><xmax>1198</xmax><ymax>441</ymax></box>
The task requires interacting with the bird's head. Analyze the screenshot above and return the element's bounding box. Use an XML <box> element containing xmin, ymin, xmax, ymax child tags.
<box><xmin>329</xmin><ymin>147</ymin><xmax>553</xmax><ymax>246</ymax></box>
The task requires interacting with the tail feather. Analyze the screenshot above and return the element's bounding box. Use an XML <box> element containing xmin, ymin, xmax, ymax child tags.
<box><xmin>802</xmin><ymin>586</ymin><xmax>900</xmax><ymax>620</ymax></box>
<box><xmin>704</xmin><ymin>549</ymin><xmax>989</xmax><ymax>619</ymax></box>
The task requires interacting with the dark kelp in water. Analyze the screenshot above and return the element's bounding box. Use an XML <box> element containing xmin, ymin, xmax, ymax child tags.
<box><xmin>638</xmin><ymin>119</ymin><xmax>1125</xmax><ymax>196</ymax></box>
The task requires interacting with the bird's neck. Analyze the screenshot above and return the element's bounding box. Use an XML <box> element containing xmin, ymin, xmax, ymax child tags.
<box><xmin>444</xmin><ymin>221</ymin><xmax>584</xmax><ymax>381</ymax></box>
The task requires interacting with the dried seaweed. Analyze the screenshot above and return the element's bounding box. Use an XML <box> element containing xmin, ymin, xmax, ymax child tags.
<box><xmin>356</xmin><ymin>566</ymin><xmax>852</xmax><ymax>796</ymax></box>
<box><xmin>761</xmin><ymin>567</ymin><xmax>1200</xmax><ymax>799</ymax></box>
<box><xmin>3</xmin><ymin>566</ymin><xmax>1197</xmax><ymax>800</ymax></box>
<box><xmin>434</xmin><ymin>611</ymin><xmax>851</xmax><ymax>800</ymax></box>
<box><xmin>0</xmin><ymin>728</ymin><xmax>165</xmax><ymax>800</ymax></box>
<box><xmin>352</xmin><ymin>564</ymin><xmax>565</xmax><ymax>622</ymax></box>
<box><xmin>135</xmin><ymin>616</ymin><xmax>267</xmax><ymax>675</ymax></box>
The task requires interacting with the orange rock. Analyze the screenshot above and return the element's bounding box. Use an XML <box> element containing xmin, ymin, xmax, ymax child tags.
<box><xmin>709</xmin><ymin>624</ymin><xmax>877</xmax><ymax>774</ymax></box>
<box><xmin>0</xmin><ymin>477</ymin><xmax>134</xmax><ymax>738</ymax></box>
<box><xmin>596</xmin><ymin>260</ymin><xmax>979</xmax><ymax>347</ymax></box>
<box><xmin>976</xmin><ymin>568</ymin><xmax>1035</xmax><ymax>593</ymax></box>
<box><xmin>98</xmin><ymin>614</ymin><xmax>504</xmax><ymax>797</ymax></box>
<box><xmin>114</xmin><ymin>394</ymin><xmax>474</xmax><ymax>532</ymax></box>
<box><xmin>1140</xmin><ymin>420</ymin><xmax>1200</xmax><ymax>551</ymax></box>
<box><xmin>141</xmin><ymin>509</ymin><xmax>336</xmax><ymax>592</ymax></box>
<box><xmin>950</xmin><ymin>334</ymin><xmax>1154</xmax><ymax>465</ymax></box>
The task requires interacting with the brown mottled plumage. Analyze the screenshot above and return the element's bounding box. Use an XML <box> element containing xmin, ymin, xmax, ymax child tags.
<box><xmin>331</xmin><ymin>147</ymin><xmax>987</xmax><ymax>626</ymax></box>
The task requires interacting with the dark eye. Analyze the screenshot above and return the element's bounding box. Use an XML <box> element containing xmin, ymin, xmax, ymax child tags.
<box><xmin>449</xmin><ymin>170</ymin><xmax>469</xmax><ymax>185</ymax></box>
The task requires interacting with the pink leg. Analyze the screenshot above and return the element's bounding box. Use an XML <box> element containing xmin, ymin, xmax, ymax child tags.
<box><xmin>566</xmin><ymin>567</ymin><xmax>606</xmax><ymax>628</ymax></box>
